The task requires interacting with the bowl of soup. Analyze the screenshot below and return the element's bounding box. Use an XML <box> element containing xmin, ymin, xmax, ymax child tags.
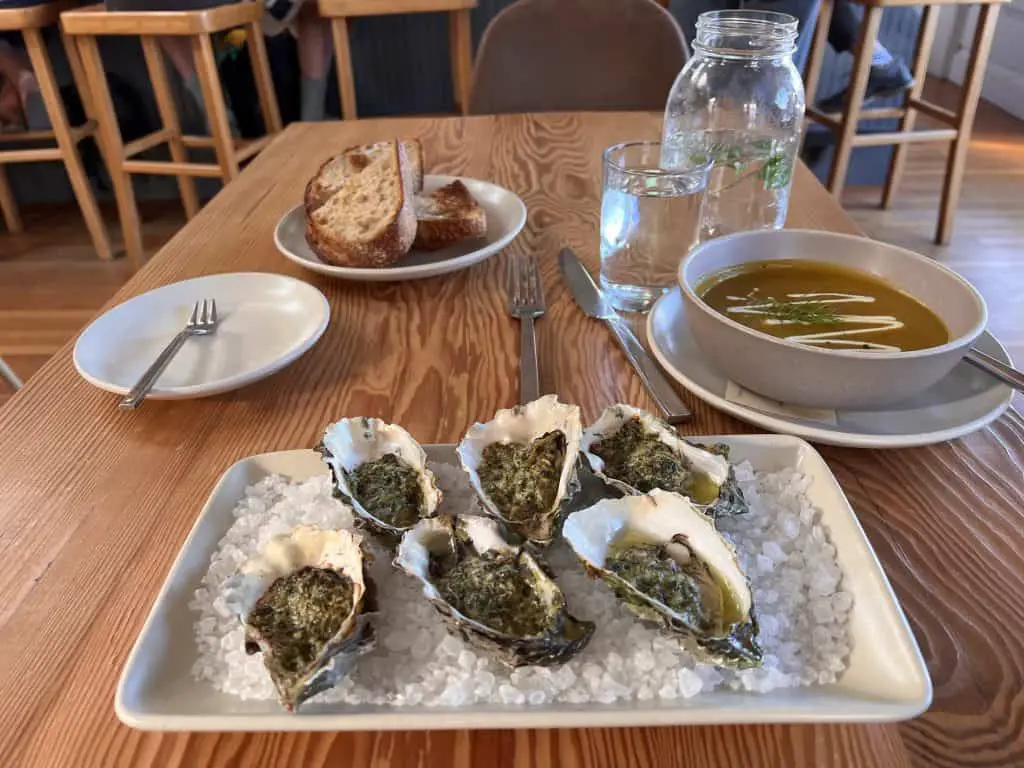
<box><xmin>678</xmin><ymin>229</ymin><xmax>987</xmax><ymax>409</ymax></box>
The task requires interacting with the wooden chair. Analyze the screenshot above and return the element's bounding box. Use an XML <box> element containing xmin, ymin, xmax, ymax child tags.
<box><xmin>317</xmin><ymin>0</ymin><xmax>476</xmax><ymax>119</ymax></box>
<box><xmin>60</xmin><ymin>2</ymin><xmax>282</xmax><ymax>268</ymax></box>
<box><xmin>803</xmin><ymin>0</ymin><xmax>1007</xmax><ymax>245</ymax></box>
<box><xmin>468</xmin><ymin>0</ymin><xmax>687</xmax><ymax>114</ymax></box>
<box><xmin>0</xmin><ymin>0</ymin><xmax>114</xmax><ymax>259</ymax></box>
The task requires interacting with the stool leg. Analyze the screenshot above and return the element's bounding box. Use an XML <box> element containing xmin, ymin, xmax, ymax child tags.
<box><xmin>937</xmin><ymin>3</ymin><xmax>1000</xmax><ymax>245</ymax></box>
<box><xmin>246</xmin><ymin>22</ymin><xmax>283</xmax><ymax>135</ymax></box>
<box><xmin>827</xmin><ymin>5</ymin><xmax>882</xmax><ymax>200</ymax></box>
<box><xmin>449</xmin><ymin>9</ymin><xmax>472</xmax><ymax>114</ymax></box>
<box><xmin>0</xmin><ymin>168</ymin><xmax>21</xmax><ymax>234</ymax></box>
<box><xmin>330</xmin><ymin>18</ymin><xmax>358</xmax><ymax>120</ymax></box>
<box><xmin>803</xmin><ymin>0</ymin><xmax>834</xmax><ymax>108</ymax></box>
<box><xmin>140</xmin><ymin>35</ymin><xmax>199</xmax><ymax>220</ymax></box>
<box><xmin>76</xmin><ymin>36</ymin><xmax>144</xmax><ymax>268</ymax></box>
<box><xmin>882</xmin><ymin>5</ymin><xmax>939</xmax><ymax>209</ymax></box>
<box><xmin>191</xmin><ymin>34</ymin><xmax>239</xmax><ymax>182</ymax></box>
<box><xmin>23</xmin><ymin>27</ymin><xmax>113</xmax><ymax>261</ymax></box>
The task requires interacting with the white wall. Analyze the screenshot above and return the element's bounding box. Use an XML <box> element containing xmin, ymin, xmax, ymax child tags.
<box><xmin>929</xmin><ymin>1</ymin><xmax>1024</xmax><ymax>120</ymax></box>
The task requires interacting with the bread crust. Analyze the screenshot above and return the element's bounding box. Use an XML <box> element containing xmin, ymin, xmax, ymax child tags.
<box><xmin>413</xmin><ymin>180</ymin><xmax>487</xmax><ymax>251</ymax></box>
<box><xmin>304</xmin><ymin>141</ymin><xmax>417</xmax><ymax>268</ymax></box>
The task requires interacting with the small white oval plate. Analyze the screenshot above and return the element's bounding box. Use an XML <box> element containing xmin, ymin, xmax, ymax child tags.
<box><xmin>73</xmin><ymin>273</ymin><xmax>330</xmax><ymax>400</ymax></box>
<box><xmin>648</xmin><ymin>288</ymin><xmax>1014</xmax><ymax>448</ymax></box>
<box><xmin>275</xmin><ymin>175</ymin><xmax>528</xmax><ymax>281</ymax></box>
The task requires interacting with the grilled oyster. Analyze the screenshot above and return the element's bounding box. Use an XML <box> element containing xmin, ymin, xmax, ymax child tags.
<box><xmin>563</xmin><ymin>490</ymin><xmax>762</xmax><ymax>668</ymax></box>
<box><xmin>395</xmin><ymin>515</ymin><xmax>594</xmax><ymax>667</ymax></box>
<box><xmin>581</xmin><ymin>405</ymin><xmax>747</xmax><ymax>518</ymax></box>
<box><xmin>457</xmin><ymin>396</ymin><xmax>582</xmax><ymax>545</ymax></box>
<box><xmin>318</xmin><ymin>417</ymin><xmax>442</xmax><ymax>536</ymax></box>
<box><xmin>224</xmin><ymin>525</ymin><xmax>377</xmax><ymax>711</ymax></box>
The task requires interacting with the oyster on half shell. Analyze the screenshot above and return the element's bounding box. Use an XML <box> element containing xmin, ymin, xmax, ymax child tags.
<box><xmin>581</xmin><ymin>404</ymin><xmax>747</xmax><ymax>519</ymax></box>
<box><xmin>319</xmin><ymin>417</ymin><xmax>442</xmax><ymax>536</ymax></box>
<box><xmin>563</xmin><ymin>490</ymin><xmax>762</xmax><ymax>669</ymax></box>
<box><xmin>395</xmin><ymin>515</ymin><xmax>594</xmax><ymax>667</ymax></box>
<box><xmin>224</xmin><ymin>525</ymin><xmax>377</xmax><ymax>711</ymax></box>
<box><xmin>457</xmin><ymin>395</ymin><xmax>582</xmax><ymax>545</ymax></box>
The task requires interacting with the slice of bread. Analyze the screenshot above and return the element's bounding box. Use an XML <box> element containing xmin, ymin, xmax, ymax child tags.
<box><xmin>304</xmin><ymin>139</ymin><xmax>423</xmax><ymax>214</ymax></box>
<box><xmin>412</xmin><ymin>180</ymin><xmax>487</xmax><ymax>251</ymax></box>
<box><xmin>304</xmin><ymin>141</ymin><xmax>417</xmax><ymax>268</ymax></box>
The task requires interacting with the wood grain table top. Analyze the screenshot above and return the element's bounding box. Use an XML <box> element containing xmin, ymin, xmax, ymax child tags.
<box><xmin>0</xmin><ymin>114</ymin><xmax>1021</xmax><ymax>768</ymax></box>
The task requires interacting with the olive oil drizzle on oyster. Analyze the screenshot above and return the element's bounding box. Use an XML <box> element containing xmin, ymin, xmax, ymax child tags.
<box><xmin>246</xmin><ymin>566</ymin><xmax>355</xmax><ymax>691</ymax></box>
<box><xmin>590</xmin><ymin>417</ymin><xmax>719</xmax><ymax>504</ymax></box>
<box><xmin>476</xmin><ymin>431</ymin><xmax>567</xmax><ymax>523</ymax></box>
<box><xmin>434</xmin><ymin>549</ymin><xmax>556</xmax><ymax>637</ymax></box>
<box><xmin>345</xmin><ymin>453</ymin><xmax>425</xmax><ymax>530</ymax></box>
<box><xmin>605</xmin><ymin>536</ymin><xmax>729</xmax><ymax>634</ymax></box>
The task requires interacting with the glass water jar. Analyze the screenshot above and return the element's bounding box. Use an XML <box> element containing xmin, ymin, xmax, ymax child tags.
<box><xmin>661</xmin><ymin>10</ymin><xmax>805</xmax><ymax>240</ymax></box>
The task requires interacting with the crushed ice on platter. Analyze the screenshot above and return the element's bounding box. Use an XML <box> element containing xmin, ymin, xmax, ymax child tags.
<box><xmin>191</xmin><ymin>460</ymin><xmax>853</xmax><ymax>707</ymax></box>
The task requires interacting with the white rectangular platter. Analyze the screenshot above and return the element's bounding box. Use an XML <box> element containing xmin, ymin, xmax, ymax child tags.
<box><xmin>116</xmin><ymin>435</ymin><xmax>931</xmax><ymax>731</ymax></box>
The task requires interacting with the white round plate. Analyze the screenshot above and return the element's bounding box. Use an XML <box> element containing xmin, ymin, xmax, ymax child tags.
<box><xmin>73</xmin><ymin>273</ymin><xmax>330</xmax><ymax>400</ymax></box>
<box><xmin>647</xmin><ymin>288</ymin><xmax>1014</xmax><ymax>448</ymax></box>
<box><xmin>275</xmin><ymin>175</ymin><xmax>528</xmax><ymax>281</ymax></box>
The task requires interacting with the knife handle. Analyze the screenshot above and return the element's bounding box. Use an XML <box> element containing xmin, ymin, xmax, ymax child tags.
<box><xmin>604</xmin><ymin>316</ymin><xmax>693</xmax><ymax>424</ymax></box>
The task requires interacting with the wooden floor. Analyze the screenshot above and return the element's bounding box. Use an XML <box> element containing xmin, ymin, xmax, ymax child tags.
<box><xmin>2</xmin><ymin>80</ymin><xmax>1023</xmax><ymax>407</ymax></box>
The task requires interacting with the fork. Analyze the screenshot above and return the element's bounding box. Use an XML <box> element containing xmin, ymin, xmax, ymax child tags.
<box><xmin>118</xmin><ymin>299</ymin><xmax>219</xmax><ymax>410</ymax></box>
<box><xmin>507</xmin><ymin>252</ymin><xmax>545</xmax><ymax>404</ymax></box>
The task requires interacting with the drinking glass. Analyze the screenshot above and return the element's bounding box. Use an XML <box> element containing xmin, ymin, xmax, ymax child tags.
<box><xmin>600</xmin><ymin>141</ymin><xmax>710</xmax><ymax>313</ymax></box>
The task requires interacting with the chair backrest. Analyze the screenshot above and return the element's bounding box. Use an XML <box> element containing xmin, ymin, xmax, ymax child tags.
<box><xmin>468</xmin><ymin>0</ymin><xmax>688</xmax><ymax>115</ymax></box>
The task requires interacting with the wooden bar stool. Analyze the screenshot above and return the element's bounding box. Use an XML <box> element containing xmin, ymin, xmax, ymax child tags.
<box><xmin>803</xmin><ymin>0</ymin><xmax>1006</xmax><ymax>245</ymax></box>
<box><xmin>0</xmin><ymin>0</ymin><xmax>114</xmax><ymax>258</ymax></box>
<box><xmin>60</xmin><ymin>2</ymin><xmax>282</xmax><ymax>267</ymax></box>
<box><xmin>317</xmin><ymin>0</ymin><xmax>476</xmax><ymax>119</ymax></box>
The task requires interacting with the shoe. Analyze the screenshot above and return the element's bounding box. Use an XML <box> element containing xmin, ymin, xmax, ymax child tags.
<box><xmin>816</xmin><ymin>59</ymin><xmax>914</xmax><ymax>114</ymax></box>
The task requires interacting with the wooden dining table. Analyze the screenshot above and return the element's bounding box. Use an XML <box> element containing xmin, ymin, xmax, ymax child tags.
<box><xmin>0</xmin><ymin>113</ymin><xmax>1021</xmax><ymax>768</ymax></box>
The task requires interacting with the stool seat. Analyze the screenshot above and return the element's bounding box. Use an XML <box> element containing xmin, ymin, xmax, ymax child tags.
<box><xmin>317</xmin><ymin>0</ymin><xmax>476</xmax><ymax>119</ymax></box>
<box><xmin>0</xmin><ymin>0</ymin><xmax>114</xmax><ymax>259</ymax></box>
<box><xmin>60</xmin><ymin>1</ymin><xmax>260</xmax><ymax>35</ymax></box>
<box><xmin>61</xmin><ymin>3</ymin><xmax>282</xmax><ymax>267</ymax></box>
<box><xmin>0</xmin><ymin>0</ymin><xmax>76</xmax><ymax>30</ymax></box>
<box><xmin>804</xmin><ymin>0</ymin><xmax>1008</xmax><ymax>245</ymax></box>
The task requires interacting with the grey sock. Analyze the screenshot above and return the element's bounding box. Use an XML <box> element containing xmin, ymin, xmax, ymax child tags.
<box><xmin>184</xmin><ymin>73</ymin><xmax>206</xmax><ymax>112</ymax></box>
<box><xmin>300</xmin><ymin>76</ymin><xmax>328</xmax><ymax>122</ymax></box>
<box><xmin>185</xmin><ymin>72</ymin><xmax>239</xmax><ymax>138</ymax></box>
<box><xmin>23</xmin><ymin>89</ymin><xmax>50</xmax><ymax>131</ymax></box>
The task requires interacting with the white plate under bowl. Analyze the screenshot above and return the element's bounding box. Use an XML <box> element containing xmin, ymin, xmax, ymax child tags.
<box><xmin>275</xmin><ymin>175</ymin><xmax>528</xmax><ymax>281</ymax></box>
<box><xmin>73</xmin><ymin>273</ymin><xmax>330</xmax><ymax>399</ymax></box>
<box><xmin>648</xmin><ymin>288</ymin><xmax>1014</xmax><ymax>448</ymax></box>
<box><xmin>116</xmin><ymin>440</ymin><xmax>930</xmax><ymax>731</ymax></box>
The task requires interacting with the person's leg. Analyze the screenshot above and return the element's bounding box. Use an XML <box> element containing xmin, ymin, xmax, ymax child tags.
<box><xmin>0</xmin><ymin>38</ymin><xmax>49</xmax><ymax>129</ymax></box>
<box><xmin>159</xmin><ymin>37</ymin><xmax>206</xmax><ymax>110</ymax></box>
<box><xmin>817</xmin><ymin>0</ymin><xmax>913</xmax><ymax>111</ymax></box>
<box><xmin>295</xmin><ymin>6</ymin><xmax>332</xmax><ymax>121</ymax></box>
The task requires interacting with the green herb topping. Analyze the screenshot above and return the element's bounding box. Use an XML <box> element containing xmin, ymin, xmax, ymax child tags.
<box><xmin>605</xmin><ymin>541</ymin><xmax>722</xmax><ymax>631</ymax></box>
<box><xmin>347</xmin><ymin>453</ymin><xmax>425</xmax><ymax>529</ymax></box>
<box><xmin>248</xmin><ymin>566</ymin><xmax>355</xmax><ymax>687</ymax></box>
<box><xmin>477</xmin><ymin>431</ymin><xmax>566</xmax><ymax>523</ymax></box>
<box><xmin>590</xmin><ymin>417</ymin><xmax>718</xmax><ymax>503</ymax></box>
<box><xmin>436</xmin><ymin>550</ymin><xmax>553</xmax><ymax>636</ymax></box>
<box><xmin>754</xmin><ymin>296</ymin><xmax>840</xmax><ymax>325</ymax></box>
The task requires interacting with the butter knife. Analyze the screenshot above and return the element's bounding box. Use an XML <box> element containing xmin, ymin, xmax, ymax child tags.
<box><xmin>558</xmin><ymin>248</ymin><xmax>692</xmax><ymax>424</ymax></box>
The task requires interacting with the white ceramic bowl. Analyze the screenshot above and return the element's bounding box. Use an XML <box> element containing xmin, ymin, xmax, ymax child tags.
<box><xmin>678</xmin><ymin>230</ymin><xmax>988</xmax><ymax>409</ymax></box>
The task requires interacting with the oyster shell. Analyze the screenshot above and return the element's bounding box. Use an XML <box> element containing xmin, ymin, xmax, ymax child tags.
<box><xmin>225</xmin><ymin>525</ymin><xmax>377</xmax><ymax>711</ymax></box>
<box><xmin>395</xmin><ymin>515</ymin><xmax>594</xmax><ymax>667</ymax></box>
<box><xmin>319</xmin><ymin>417</ymin><xmax>442</xmax><ymax>536</ymax></box>
<box><xmin>581</xmin><ymin>404</ymin><xmax>747</xmax><ymax>518</ymax></box>
<box><xmin>563</xmin><ymin>490</ymin><xmax>762</xmax><ymax>668</ymax></box>
<box><xmin>457</xmin><ymin>395</ymin><xmax>582</xmax><ymax>545</ymax></box>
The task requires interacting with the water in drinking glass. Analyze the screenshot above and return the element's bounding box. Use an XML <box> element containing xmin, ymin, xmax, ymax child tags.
<box><xmin>599</xmin><ymin>142</ymin><xmax>708</xmax><ymax>313</ymax></box>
